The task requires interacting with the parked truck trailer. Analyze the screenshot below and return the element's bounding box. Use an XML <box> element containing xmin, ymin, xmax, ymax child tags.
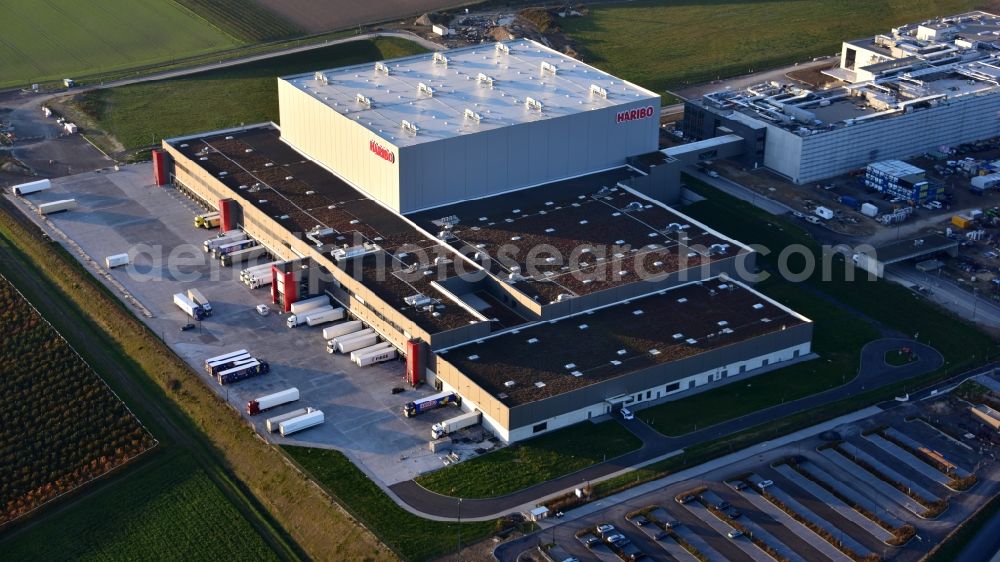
<box><xmin>214</xmin><ymin>239</ymin><xmax>256</xmax><ymax>258</ymax></box>
<box><xmin>279</xmin><ymin>410</ymin><xmax>325</xmax><ymax>436</ymax></box>
<box><xmin>322</xmin><ymin>320</ymin><xmax>363</xmax><ymax>340</ymax></box>
<box><xmin>11</xmin><ymin>179</ymin><xmax>51</xmax><ymax>196</ymax></box>
<box><xmin>338</xmin><ymin>333</ymin><xmax>379</xmax><ymax>354</ymax></box>
<box><xmin>206</xmin><ymin>354</ymin><xmax>253</xmax><ymax>376</ymax></box>
<box><xmin>327</xmin><ymin>328</ymin><xmax>374</xmax><ymax>353</ymax></box>
<box><xmin>216</xmin><ymin>359</ymin><xmax>269</xmax><ymax>385</ymax></box>
<box><xmin>403</xmin><ymin>391</ymin><xmax>459</xmax><ymax>417</ymax></box>
<box><xmin>221</xmin><ymin>245</ymin><xmax>266</xmax><ymax>266</ymax></box>
<box><xmin>38</xmin><ymin>199</ymin><xmax>77</xmax><ymax>215</ymax></box>
<box><xmin>247</xmin><ymin>387</ymin><xmax>299</xmax><ymax>415</ymax></box>
<box><xmin>266</xmin><ymin>407</ymin><xmax>312</xmax><ymax>433</ymax></box>
<box><xmin>306</xmin><ymin>306</ymin><xmax>345</xmax><ymax>327</ymax></box>
<box><xmin>173</xmin><ymin>293</ymin><xmax>206</xmax><ymax>320</ymax></box>
<box><xmin>186</xmin><ymin>288</ymin><xmax>212</xmax><ymax>316</ymax></box>
<box><xmin>289</xmin><ymin>295</ymin><xmax>330</xmax><ymax>315</ymax></box>
<box><xmin>350</xmin><ymin>342</ymin><xmax>393</xmax><ymax>363</ymax></box>
<box><xmin>286</xmin><ymin>305</ymin><xmax>336</xmax><ymax>328</ymax></box>
<box><xmin>356</xmin><ymin>346</ymin><xmax>396</xmax><ymax>367</ymax></box>
<box><xmin>431</xmin><ymin>411</ymin><xmax>481</xmax><ymax>439</ymax></box>
<box><xmin>203</xmin><ymin>231</ymin><xmax>246</xmax><ymax>253</ymax></box>
<box><xmin>204</xmin><ymin>349</ymin><xmax>249</xmax><ymax>370</ymax></box>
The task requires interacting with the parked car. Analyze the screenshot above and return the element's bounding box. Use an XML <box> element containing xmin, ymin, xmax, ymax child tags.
<box><xmin>596</xmin><ymin>523</ymin><xmax>616</xmax><ymax>537</ymax></box>
<box><xmin>676</xmin><ymin>494</ymin><xmax>695</xmax><ymax>504</ymax></box>
<box><xmin>757</xmin><ymin>479</ymin><xmax>774</xmax><ymax>489</ymax></box>
<box><xmin>805</xmin><ymin>215</ymin><xmax>822</xmax><ymax>225</ymax></box>
<box><xmin>630</xmin><ymin>515</ymin><xmax>650</xmax><ymax>527</ymax></box>
<box><xmin>620</xmin><ymin>407</ymin><xmax>634</xmax><ymax>420</ymax></box>
<box><xmin>662</xmin><ymin>520</ymin><xmax>681</xmax><ymax>529</ymax></box>
<box><xmin>728</xmin><ymin>508</ymin><xmax>742</xmax><ymax>519</ymax></box>
<box><xmin>653</xmin><ymin>529</ymin><xmax>669</xmax><ymax>540</ymax></box>
<box><xmin>256</xmin><ymin>304</ymin><xmax>269</xmax><ymax>316</ymax></box>
<box><xmin>792</xmin><ymin>211</ymin><xmax>805</xmax><ymax>219</ymax></box>
<box><xmin>606</xmin><ymin>533</ymin><xmax>629</xmax><ymax>548</ymax></box>
<box><xmin>727</xmin><ymin>529</ymin><xmax>744</xmax><ymax>539</ymax></box>
<box><xmin>706</xmin><ymin>170</ymin><xmax>720</xmax><ymax>178</ymax></box>
<box><xmin>728</xmin><ymin>480</ymin><xmax>748</xmax><ymax>491</ymax></box>
<box><xmin>180</xmin><ymin>323</ymin><xmax>195</xmax><ymax>331</ymax></box>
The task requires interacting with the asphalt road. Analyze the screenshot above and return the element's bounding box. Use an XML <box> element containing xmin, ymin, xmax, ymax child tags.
<box><xmin>389</xmin><ymin>338</ymin><xmax>943</xmax><ymax>520</ymax></box>
<box><xmin>886</xmin><ymin>264</ymin><xmax>1000</xmax><ymax>328</ymax></box>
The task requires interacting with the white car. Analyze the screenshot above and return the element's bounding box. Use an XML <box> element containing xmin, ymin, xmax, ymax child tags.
<box><xmin>757</xmin><ymin>479</ymin><xmax>774</xmax><ymax>489</ymax></box>
<box><xmin>256</xmin><ymin>304</ymin><xmax>269</xmax><ymax>316</ymax></box>
<box><xmin>706</xmin><ymin>170</ymin><xmax>720</xmax><ymax>178</ymax></box>
<box><xmin>620</xmin><ymin>407</ymin><xmax>634</xmax><ymax>420</ymax></box>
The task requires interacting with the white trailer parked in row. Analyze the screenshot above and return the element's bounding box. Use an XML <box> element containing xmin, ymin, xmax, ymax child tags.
<box><xmin>247</xmin><ymin>387</ymin><xmax>299</xmax><ymax>415</ymax></box>
<box><xmin>322</xmin><ymin>320</ymin><xmax>362</xmax><ymax>340</ymax></box>
<box><xmin>431</xmin><ymin>411</ymin><xmax>482</xmax><ymax>439</ymax></box>
<box><xmin>327</xmin><ymin>328</ymin><xmax>374</xmax><ymax>353</ymax></box>
<box><xmin>187</xmin><ymin>288</ymin><xmax>212</xmax><ymax>316</ymax></box>
<box><xmin>105</xmin><ymin>253</ymin><xmax>130</xmax><ymax>268</ymax></box>
<box><xmin>338</xmin><ymin>333</ymin><xmax>379</xmax><ymax>354</ymax></box>
<box><xmin>204</xmin><ymin>231</ymin><xmax>246</xmax><ymax>253</ymax></box>
<box><xmin>350</xmin><ymin>342</ymin><xmax>393</xmax><ymax>363</ymax></box>
<box><xmin>279</xmin><ymin>409</ymin><xmax>324</xmax><ymax>436</ymax></box>
<box><xmin>306</xmin><ymin>307</ymin><xmax>345</xmax><ymax>327</ymax></box>
<box><xmin>11</xmin><ymin>179</ymin><xmax>51</xmax><ymax>196</ymax></box>
<box><xmin>38</xmin><ymin>199</ymin><xmax>77</xmax><ymax>215</ymax></box>
<box><xmin>221</xmin><ymin>245</ymin><xmax>266</xmax><ymax>266</ymax></box>
<box><xmin>289</xmin><ymin>295</ymin><xmax>329</xmax><ymax>315</ymax></box>
<box><xmin>286</xmin><ymin>305</ymin><xmax>337</xmax><ymax>328</ymax></box>
<box><xmin>355</xmin><ymin>346</ymin><xmax>397</xmax><ymax>367</ymax></box>
<box><xmin>266</xmin><ymin>407</ymin><xmax>312</xmax><ymax>433</ymax></box>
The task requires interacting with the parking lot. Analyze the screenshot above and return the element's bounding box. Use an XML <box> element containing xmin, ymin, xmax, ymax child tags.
<box><xmin>3</xmin><ymin>164</ymin><xmax>495</xmax><ymax>485</ymax></box>
<box><xmin>500</xmin><ymin>387</ymin><xmax>1000</xmax><ymax>562</ymax></box>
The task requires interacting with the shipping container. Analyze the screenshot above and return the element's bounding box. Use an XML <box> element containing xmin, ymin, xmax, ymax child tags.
<box><xmin>105</xmin><ymin>253</ymin><xmax>130</xmax><ymax>268</ymax></box>
<box><xmin>839</xmin><ymin>195</ymin><xmax>860</xmax><ymax>209</ymax></box>
<box><xmin>952</xmin><ymin>215</ymin><xmax>973</xmax><ymax>229</ymax></box>
<box><xmin>279</xmin><ymin>409</ymin><xmax>324</xmax><ymax>436</ymax></box>
<box><xmin>247</xmin><ymin>387</ymin><xmax>300</xmax><ymax>415</ymax></box>
<box><xmin>266</xmin><ymin>408</ymin><xmax>312</xmax><ymax>433</ymax></box>
<box><xmin>38</xmin><ymin>199</ymin><xmax>77</xmax><ymax>215</ymax></box>
<box><xmin>11</xmin><ymin>179</ymin><xmax>51</xmax><ymax>196</ymax></box>
<box><xmin>860</xmin><ymin>203</ymin><xmax>879</xmax><ymax>217</ymax></box>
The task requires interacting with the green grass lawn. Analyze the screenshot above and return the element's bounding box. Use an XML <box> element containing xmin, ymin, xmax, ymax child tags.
<box><xmin>282</xmin><ymin>446</ymin><xmax>500</xmax><ymax>562</ymax></box>
<box><xmin>562</xmin><ymin>0</ymin><xmax>980</xmax><ymax>94</ymax></box>
<box><xmin>67</xmin><ymin>37</ymin><xmax>426</xmax><ymax>152</ymax></box>
<box><xmin>1</xmin><ymin>453</ymin><xmax>277</xmax><ymax>561</ymax></box>
<box><xmin>0</xmin><ymin>0</ymin><xmax>241</xmax><ymax>89</ymax></box>
<box><xmin>885</xmin><ymin>349</ymin><xmax>917</xmax><ymax>366</ymax></box>
<box><xmin>415</xmin><ymin>421</ymin><xmax>642</xmax><ymax>499</ymax></box>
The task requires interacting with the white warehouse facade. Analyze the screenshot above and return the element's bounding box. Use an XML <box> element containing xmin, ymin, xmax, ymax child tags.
<box><xmin>278</xmin><ymin>39</ymin><xmax>661</xmax><ymax>213</ymax></box>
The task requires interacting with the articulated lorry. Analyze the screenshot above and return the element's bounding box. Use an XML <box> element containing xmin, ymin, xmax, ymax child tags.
<box><xmin>216</xmin><ymin>359</ymin><xmax>269</xmax><ymax>385</ymax></box>
<box><xmin>194</xmin><ymin>212</ymin><xmax>220</xmax><ymax>228</ymax></box>
<box><xmin>173</xmin><ymin>293</ymin><xmax>206</xmax><ymax>321</ymax></box>
<box><xmin>287</xmin><ymin>306</ymin><xmax>344</xmax><ymax>328</ymax></box>
<box><xmin>327</xmin><ymin>328</ymin><xmax>374</xmax><ymax>353</ymax></box>
<box><xmin>266</xmin><ymin>407</ymin><xmax>312</xmax><ymax>433</ymax></box>
<box><xmin>221</xmin><ymin>245</ymin><xmax>266</xmax><ymax>267</ymax></box>
<box><xmin>204</xmin><ymin>349</ymin><xmax>249</xmax><ymax>372</ymax></box>
<box><xmin>403</xmin><ymin>391</ymin><xmax>459</xmax><ymax>418</ymax></box>
<box><xmin>214</xmin><ymin>239</ymin><xmax>256</xmax><ymax>258</ymax></box>
<box><xmin>204</xmin><ymin>231</ymin><xmax>246</xmax><ymax>253</ymax></box>
<box><xmin>279</xmin><ymin>409</ymin><xmax>324</xmax><ymax>436</ymax></box>
<box><xmin>322</xmin><ymin>320</ymin><xmax>362</xmax><ymax>340</ymax></box>
<box><xmin>206</xmin><ymin>354</ymin><xmax>253</xmax><ymax>376</ymax></box>
<box><xmin>247</xmin><ymin>387</ymin><xmax>299</xmax><ymax>415</ymax></box>
<box><xmin>186</xmin><ymin>288</ymin><xmax>212</xmax><ymax>316</ymax></box>
<box><xmin>431</xmin><ymin>411</ymin><xmax>481</xmax><ymax>439</ymax></box>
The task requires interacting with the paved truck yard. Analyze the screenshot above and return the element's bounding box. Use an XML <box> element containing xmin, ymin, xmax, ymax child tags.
<box><xmin>3</xmin><ymin>164</ymin><xmax>494</xmax><ymax>485</ymax></box>
<box><xmin>497</xmin><ymin>389</ymin><xmax>1000</xmax><ymax>562</ymax></box>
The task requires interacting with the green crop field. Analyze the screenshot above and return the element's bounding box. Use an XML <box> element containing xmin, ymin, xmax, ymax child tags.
<box><xmin>1</xmin><ymin>453</ymin><xmax>277</xmax><ymax>561</ymax></box>
<box><xmin>0</xmin><ymin>274</ymin><xmax>155</xmax><ymax>525</ymax></box>
<box><xmin>562</xmin><ymin>0</ymin><xmax>981</xmax><ymax>94</ymax></box>
<box><xmin>66</xmin><ymin>37</ymin><xmax>427</xmax><ymax>153</ymax></box>
<box><xmin>0</xmin><ymin>0</ymin><xmax>240</xmax><ymax>89</ymax></box>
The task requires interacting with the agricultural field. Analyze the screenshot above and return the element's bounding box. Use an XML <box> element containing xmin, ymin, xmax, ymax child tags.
<box><xmin>562</xmin><ymin>0</ymin><xmax>982</xmax><ymax>95</ymax></box>
<box><xmin>64</xmin><ymin>37</ymin><xmax>427</xmax><ymax>153</ymax></box>
<box><xmin>0</xmin><ymin>274</ymin><xmax>155</xmax><ymax>525</ymax></box>
<box><xmin>254</xmin><ymin>0</ymin><xmax>462</xmax><ymax>34</ymax></box>
<box><xmin>0</xmin><ymin>0</ymin><xmax>241</xmax><ymax>89</ymax></box>
<box><xmin>1</xmin><ymin>453</ymin><xmax>277</xmax><ymax>561</ymax></box>
<box><xmin>175</xmin><ymin>0</ymin><xmax>301</xmax><ymax>42</ymax></box>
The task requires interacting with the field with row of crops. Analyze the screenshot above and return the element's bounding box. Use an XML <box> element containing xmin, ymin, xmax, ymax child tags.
<box><xmin>0</xmin><ymin>273</ymin><xmax>156</xmax><ymax>525</ymax></box>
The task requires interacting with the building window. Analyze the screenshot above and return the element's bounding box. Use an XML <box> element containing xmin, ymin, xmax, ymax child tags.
<box><xmin>646</xmin><ymin>390</ymin><xmax>651</xmax><ymax>400</ymax></box>
<box><xmin>762</xmin><ymin>358</ymin><xmax>769</xmax><ymax>367</ymax></box>
<box><xmin>721</xmin><ymin>369</ymin><xmax>728</xmax><ymax>377</ymax></box>
<box><xmin>665</xmin><ymin>382</ymin><xmax>680</xmax><ymax>393</ymax></box>
<box><xmin>793</xmin><ymin>349</ymin><xmax>800</xmax><ymax>358</ymax></box>
<box><xmin>739</xmin><ymin>365</ymin><xmax>746</xmax><ymax>374</ymax></box>
<box><xmin>532</xmin><ymin>422</ymin><xmax>548</xmax><ymax>434</ymax></box>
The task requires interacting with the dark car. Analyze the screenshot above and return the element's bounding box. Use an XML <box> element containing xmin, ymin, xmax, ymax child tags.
<box><xmin>728</xmin><ymin>509</ymin><xmax>742</xmax><ymax>519</ymax></box>
<box><xmin>584</xmin><ymin>537</ymin><xmax>601</xmax><ymax>549</ymax></box>
<box><xmin>728</xmin><ymin>480</ymin><xmax>748</xmax><ymax>491</ymax></box>
<box><xmin>676</xmin><ymin>494</ymin><xmax>695</xmax><ymax>504</ymax></box>
<box><xmin>630</xmin><ymin>515</ymin><xmax>651</xmax><ymax>527</ymax></box>
<box><xmin>180</xmin><ymin>323</ymin><xmax>196</xmax><ymax>331</ymax></box>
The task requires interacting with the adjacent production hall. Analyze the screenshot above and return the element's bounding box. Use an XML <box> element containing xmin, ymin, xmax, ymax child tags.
<box><xmin>159</xmin><ymin>39</ymin><xmax>813</xmax><ymax>443</ymax></box>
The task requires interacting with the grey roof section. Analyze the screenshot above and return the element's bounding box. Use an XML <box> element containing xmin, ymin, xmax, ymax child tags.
<box><xmin>280</xmin><ymin>38</ymin><xmax>659</xmax><ymax>147</ymax></box>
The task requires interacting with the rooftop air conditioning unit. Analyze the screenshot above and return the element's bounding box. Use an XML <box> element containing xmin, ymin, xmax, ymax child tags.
<box><xmin>504</xmin><ymin>380</ymin><xmax>516</xmax><ymax>388</ymax></box>
<box><xmin>464</xmin><ymin>108</ymin><xmax>483</xmax><ymax>122</ymax></box>
<box><xmin>356</xmin><ymin>93</ymin><xmax>372</xmax><ymax>107</ymax></box>
<box><xmin>375</xmin><ymin>62</ymin><xmax>389</xmax><ymax>75</ymax></box>
<box><xmin>540</xmin><ymin>61</ymin><xmax>558</xmax><ymax>74</ymax></box>
<box><xmin>314</xmin><ymin>72</ymin><xmax>328</xmax><ymax>84</ymax></box>
<box><xmin>495</xmin><ymin>42</ymin><xmax>510</xmax><ymax>55</ymax></box>
<box><xmin>477</xmin><ymin>73</ymin><xmax>494</xmax><ymax>86</ymax></box>
<box><xmin>404</xmin><ymin>293</ymin><xmax>433</xmax><ymax>307</ymax></box>
<box><xmin>418</xmin><ymin>82</ymin><xmax>435</xmax><ymax>97</ymax></box>
<box><xmin>401</xmin><ymin>120</ymin><xmax>419</xmax><ymax>134</ymax></box>
<box><xmin>590</xmin><ymin>84</ymin><xmax>608</xmax><ymax>98</ymax></box>
<box><xmin>624</xmin><ymin>201</ymin><xmax>643</xmax><ymax>212</ymax></box>
<box><xmin>525</xmin><ymin>97</ymin><xmax>543</xmax><ymax>111</ymax></box>
<box><xmin>433</xmin><ymin>52</ymin><xmax>449</xmax><ymax>66</ymax></box>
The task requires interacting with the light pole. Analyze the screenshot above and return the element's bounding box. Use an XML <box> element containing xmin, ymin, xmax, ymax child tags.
<box><xmin>456</xmin><ymin>497</ymin><xmax>463</xmax><ymax>560</ymax></box>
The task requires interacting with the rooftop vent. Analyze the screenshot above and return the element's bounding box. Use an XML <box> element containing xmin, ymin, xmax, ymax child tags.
<box><xmin>404</xmin><ymin>293</ymin><xmax>433</xmax><ymax>307</ymax></box>
<box><xmin>753</xmin><ymin>303</ymin><xmax>765</xmax><ymax>310</ymax></box>
<box><xmin>590</xmin><ymin>84</ymin><xmax>608</xmax><ymax>98</ymax></box>
<box><xmin>534</xmin><ymin>381</ymin><xmax>546</xmax><ymax>388</ymax></box>
<box><xmin>464</xmin><ymin>108</ymin><xmax>482</xmax><ymax>122</ymax></box>
<box><xmin>624</xmin><ymin>201</ymin><xmax>643</xmax><ymax>212</ymax></box>
<box><xmin>504</xmin><ymin>380</ymin><xmax>516</xmax><ymax>388</ymax></box>
<box><xmin>375</xmin><ymin>62</ymin><xmax>389</xmax><ymax>75</ymax></box>
<box><xmin>565</xmin><ymin>363</ymin><xmax>576</xmax><ymax>369</ymax></box>
<box><xmin>525</xmin><ymin>97</ymin><xmax>543</xmax><ymax>111</ymax></box>
<box><xmin>718</xmin><ymin>320</ymin><xmax>729</xmax><ymax>326</ymax></box>
<box><xmin>617</xmin><ymin>349</ymin><xmax>627</xmax><ymax>356</ymax></box>
<box><xmin>401</xmin><ymin>120</ymin><xmax>419</xmax><ymax>134</ymax></box>
<box><xmin>418</xmin><ymin>82</ymin><xmax>435</xmax><ymax>97</ymax></box>
<box><xmin>633</xmin><ymin>310</ymin><xmax>644</xmax><ymax>316</ymax></box>
<box><xmin>610</xmin><ymin>360</ymin><xmax>622</xmax><ymax>366</ymax></box>
<box><xmin>571</xmin><ymin>371</ymin><xmax>583</xmax><ymax>377</ymax></box>
<box><xmin>356</xmin><ymin>93</ymin><xmax>372</xmax><ymax>107</ymax></box>
<box><xmin>527</xmin><ymin>338</ymin><xmax>539</xmax><ymax>344</ymax></box>
<box><xmin>468</xmin><ymin>354</ymin><xmax>479</xmax><ymax>361</ymax></box>
<box><xmin>495</xmin><ymin>42</ymin><xmax>510</xmax><ymax>55</ymax></box>
<box><xmin>314</xmin><ymin>72</ymin><xmax>329</xmax><ymax>84</ymax></box>
<box><xmin>433</xmin><ymin>52</ymin><xmax>449</xmax><ymax>66</ymax></box>
<box><xmin>578</xmin><ymin>323</ymin><xmax>588</xmax><ymax>330</ymax></box>
<box><xmin>686</xmin><ymin>338</ymin><xmax>697</xmax><ymax>345</ymax></box>
<box><xmin>650</xmin><ymin>349</ymin><xmax>661</xmax><ymax>356</ymax></box>
<box><xmin>540</xmin><ymin>61</ymin><xmax>558</xmax><ymax>74</ymax></box>
<box><xmin>673</xmin><ymin>333</ymin><xmax>684</xmax><ymax>340</ymax></box>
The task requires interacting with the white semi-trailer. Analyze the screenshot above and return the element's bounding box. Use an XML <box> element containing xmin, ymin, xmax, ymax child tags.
<box><xmin>214</xmin><ymin>239</ymin><xmax>256</xmax><ymax>258</ymax></box>
<box><xmin>338</xmin><ymin>333</ymin><xmax>378</xmax><ymax>354</ymax></box>
<box><xmin>204</xmin><ymin>349</ymin><xmax>250</xmax><ymax>370</ymax></box>
<box><xmin>286</xmin><ymin>305</ymin><xmax>336</xmax><ymax>328</ymax></box>
<box><xmin>266</xmin><ymin>407</ymin><xmax>312</xmax><ymax>433</ymax></box>
<box><xmin>173</xmin><ymin>293</ymin><xmax>206</xmax><ymax>320</ymax></box>
<box><xmin>186</xmin><ymin>288</ymin><xmax>212</xmax><ymax>316</ymax></box>
<box><xmin>327</xmin><ymin>328</ymin><xmax>374</xmax><ymax>353</ymax></box>
<box><xmin>431</xmin><ymin>411</ymin><xmax>482</xmax><ymax>439</ymax></box>
<box><xmin>279</xmin><ymin>410</ymin><xmax>325</xmax><ymax>436</ymax></box>
<box><xmin>356</xmin><ymin>347</ymin><xmax>397</xmax><ymax>367</ymax></box>
<box><xmin>305</xmin><ymin>307</ymin><xmax>345</xmax><ymax>327</ymax></box>
<box><xmin>11</xmin><ymin>179</ymin><xmax>51</xmax><ymax>196</ymax></box>
<box><xmin>204</xmin><ymin>231</ymin><xmax>246</xmax><ymax>253</ymax></box>
<box><xmin>247</xmin><ymin>387</ymin><xmax>299</xmax><ymax>415</ymax></box>
<box><xmin>289</xmin><ymin>295</ymin><xmax>329</xmax><ymax>315</ymax></box>
<box><xmin>38</xmin><ymin>199</ymin><xmax>77</xmax><ymax>214</ymax></box>
<box><xmin>350</xmin><ymin>342</ymin><xmax>393</xmax><ymax>363</ymax></box>
<box><xmin>105</xmin><ymin>253</ymin><xmax>130</xmax><ymax>268</ymax></box>
<box><xmin>221</xmin><ymin>245</ymin><xmax>266</xmax><ymax>266</ymax></box>
<box><xmin>322</xmin><ymin>320</ymin><xmax>362</xmax><ymax>340</ymax></box>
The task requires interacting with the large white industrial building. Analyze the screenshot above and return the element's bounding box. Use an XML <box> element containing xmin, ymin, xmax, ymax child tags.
<box><xmin>683</xmin><ymin>11</ymin><xmax>1000</xmax><ymax>183</ymax></box>
<box><xmin>279</xmin><ymin>39</ymin><xmax>661</xmax><ymax>213</ymax></box>
<box><xmin>162</xmin><ymin>39</ymin><xmax>812</xmax><ymax>442</ymax></box>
